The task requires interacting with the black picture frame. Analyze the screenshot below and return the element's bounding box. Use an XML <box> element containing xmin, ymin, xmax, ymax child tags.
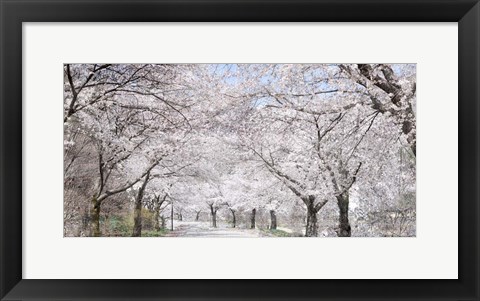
<box><xmin>1</xmin><ymin>0</ymin><xmax>479</xmax><ymax>300</ymax></box>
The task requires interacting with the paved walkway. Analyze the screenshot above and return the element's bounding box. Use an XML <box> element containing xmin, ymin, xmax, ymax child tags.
<box><xmin>165</xmin><ymin>221</ymin><xmax>267</xmax><ymax>237</ymax></box>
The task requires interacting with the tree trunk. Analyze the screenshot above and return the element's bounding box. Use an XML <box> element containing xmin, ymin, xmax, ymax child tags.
<box><xmin>210</xmin><ymin>205</ymin><xmax>217</xmax><ymax>228</ymax></box>
<box><xmin>250</xmin><ymin>208</ymin><xmax>256</xmax><ymax>229</ymax></box>
<box><xmin>132</xmin><ymin>172</ymin><xmax>150</xmax><ymax>237</ymax></box>
<box><xmin>336</xmin><ymin>194</ymin><xmax>351</xmax><ymax>237</ymax></box>
<box><xmin>270</xmin><ymin>210</ymin><xmax>277</xmax><ymax>230</ymax></box>
<box><xmin>154</xmin><ymin>208</ymin><xmax>160</xmax><ymax>231</ymax></box>
<box><xmin>154</xmin><ymin>195</ymin><xmax>166</xmax><ymax>231</ymax></box>
<box><xmin>89</xmin><ymin>197</ymin><xmax>101</xmax><ymax>237</ymax></box>
<box><xmin>195</xmin><ymin>211</ymin><xmax>201</xmax><ymax>221</ymax></box>
<box><xmin>160</xmin><ymin>215</ymin><xmax>166</xmax><ymax>229</ymax></box>
<box><xmin>230</xmin><ymin>209</ymin><xmax>236</xmax><ymax>228</ymax></box>
<box><xmin>170</xmin><ymin>202</ymin><xmax>174</xmax><ymax>231</ymax></box>
<box><xmin>303</xmin><ymin>195</ymin><xmax>319</xmax><ymax>237</ymax></box>
<box><xmin>132</xmin><ymin>200</ymin><xmax>142</xmax><ymax>237</ymax></box>
<box><xmin>212</xmin><ymin>211</ymin><xmax>217</xmax><ymax>228</ymax></box>
<box><xmin>305</xmin><ymin>205</ymin><xmax>318</xmax><ymax>237</ymax></box>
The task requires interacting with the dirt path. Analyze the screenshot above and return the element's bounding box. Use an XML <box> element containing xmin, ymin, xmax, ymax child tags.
<box><xmin>165</xmin><ymin>221</ymin><xmax>267</xmax><ymax>237</ymax></box>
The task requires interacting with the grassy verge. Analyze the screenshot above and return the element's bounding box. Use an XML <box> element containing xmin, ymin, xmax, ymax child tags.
<box><xmin>262</xmin><ymin>229</ymin><xmax>297</xmax><ymax>237</ymax></box>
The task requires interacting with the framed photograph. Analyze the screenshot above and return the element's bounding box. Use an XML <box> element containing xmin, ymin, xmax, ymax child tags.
<box><xmin>1</xmin><ymin>0</ymin><xmax>479</xmax><ymax>300</ymax></box>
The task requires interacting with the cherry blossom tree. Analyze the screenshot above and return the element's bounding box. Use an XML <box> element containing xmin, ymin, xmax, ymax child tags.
<box><xmin>64</xmin><ymin>63</ymin><xmax>416</xmax><ymax>238</ymax></box>
<box><xmin>223</xmin><ymin>64</ymin><xmax>415</xmax><ymax>236</ymax></box>
<box><xmin>64</xmin><ymin>64</ymin><xmax>199</xmax><ymax>236</ymax></box>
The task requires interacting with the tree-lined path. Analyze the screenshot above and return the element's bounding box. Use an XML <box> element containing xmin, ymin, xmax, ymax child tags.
<box><xmin>64</xmin><ymin>64</ymin><xmax>416</xmax><ymax>238</ymax></box>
